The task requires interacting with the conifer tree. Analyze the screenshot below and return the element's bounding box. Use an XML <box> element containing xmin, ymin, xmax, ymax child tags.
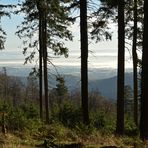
<box><xmin>80</xmin><ymin>0</ymin><xmax>89</xmax><ymax>125</ymax></box>
<box><xmin>0</xmin><ymin>4</ymin><xmax>13</xmax><ymax>49</ymax></box>
<box><xmin>16</xmin><ymin>0</ymin><xmax>73</xmax><ymax>122</ymax></box>
<box><xmin>116</xmin><ymin>0</ymin><xmax>125</xmax><ymax>135</ymax></box>
<box><xmin>140</xmin><ymin>0</ymin><xmax>148</xmax><ymax>140</ymax></box>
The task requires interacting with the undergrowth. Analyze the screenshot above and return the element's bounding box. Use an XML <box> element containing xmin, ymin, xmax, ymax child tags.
<box><xmin>0</xmin><ymin>100</ymin><xmax>146</xmax><ymax>147</ymax></box>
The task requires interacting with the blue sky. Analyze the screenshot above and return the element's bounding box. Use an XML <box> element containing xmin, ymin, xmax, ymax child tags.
<box><xmin>0</xmin><ymin>0</ymin><xmax>133</xmax><ymax>69</ymax></box>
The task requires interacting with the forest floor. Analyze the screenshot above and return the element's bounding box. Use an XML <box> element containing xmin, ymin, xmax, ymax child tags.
<box><xmin>0</xmin><ymin>125</ymin><xmax>147</xmax><ymax>148</ymax></box>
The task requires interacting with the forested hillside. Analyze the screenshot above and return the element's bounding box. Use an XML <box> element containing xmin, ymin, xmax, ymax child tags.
<box><xmin>0</xmin><ymin>0</ymin><xmax>148</xmax><ymax>147</ymax></box>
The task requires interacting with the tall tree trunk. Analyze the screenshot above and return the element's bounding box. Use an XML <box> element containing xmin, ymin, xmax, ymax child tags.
<box><xmin>80</xmin><ymin>0</ymin><xmax>89</xmax><ymax>125</ymax></box>
<box><xmin>116</xmin><ymin>0</ymin><xmax>125</xmax><ymax>135</ymax></box>
<box><xmin>132</xmin><ymin>0</ymin><xmax>138</xmax><ymax>126</ymax></box>
<box><xmin>43</xmin><ymin>7</ymin><xmax>49</xmax><ymax>123</ymax></box>
<box><xmin>43</xmin><ymin>6</ymin><xmax>49</xmax><ymax>123</ymax></box>
<box><xmin>140</xmin><ymin>0</ymin><xmax>148</xmax><ymax>140</ymax></box>
<box><xmin>39</xmin><ymin>8</ymin><xmax>43</xmax><ymax>120</ymax></box>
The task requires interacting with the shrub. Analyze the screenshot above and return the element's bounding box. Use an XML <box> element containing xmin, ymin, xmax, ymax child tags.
<box><xmin>0</xmin><ymin>101</ymin><xmax>40</xmax><ymax>131</ymax></box>
<box><xmin>6</xmin><ymin>108</ymin><xmax>27</xmax><ymax>131</ymax></box>
<box><xmin>51</xmin><ymin>100</ymin><xmax>82</xmax><ymax>127</ymax></box>
<box><xmin>125</xmin><ymin>118</ymin><xmax>139</xmax><ymax>136</ymax></box>
<box><xmin>90</xmin><ymin>111</ymin><xmax>105</xmax><ymax>129</ymax></box>
<box><xmin>20</xmin><ymin>103</ymin><xmax>39</xmax><ymax>119</ymax></box>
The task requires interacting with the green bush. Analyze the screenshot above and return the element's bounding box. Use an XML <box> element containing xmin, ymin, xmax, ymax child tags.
<box><xmin>0</xmin><ymin>99</ymin><xmax>13</xmax><ymax>114</ymax></box>
<box><xmin>51</xmin><ymin>100</ymin><xmax>82</xmax><ymax>127</ymax></box>
<box><xmin>90</xmin><ymin>111</ymin><xmax>105</xmax><ymax>129</ymax></box>
<box><xmin>24</xmin><ymin>118</ymin><xmax>44</xmax><ymax>137</ymax></box>
<box><xmin>7</xmin><ymin>108</ymin><xmax>27</xmax><ymax>131</ymax></box>
<box><xmin>20</xmin><ymin>103</ymin><xmax>39</xmax><ymax>119</ymax></box>
<box><xmin>125</xmin><ymin>118</ymin><xmax>139</xmax><ymax>136</ymax></box>
<box><xmin>0</xmin><ymin>101</ymin><xmax>40</xmax><ymax>131</ymax></box>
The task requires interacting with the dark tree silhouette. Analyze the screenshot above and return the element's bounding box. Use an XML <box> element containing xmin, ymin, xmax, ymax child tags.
<box><xmin>132</xmin><ymin>0</ymin><xmax>138</xmax><ymax>126</ymax></box>
<box><xmin>42</xmin><ymin>4</ymin><xmax>49</xmax><ymax>123</ymax></box>
<box><xmin>16</xmin><ymin>0</ymin><xmax>73</xmax><ymax>122</ymax></box>
<box><xmin>80</xmin><ymin>0</ymin><xmax>89</xmax><ymax>124</ymax></box>
<box><xmin>37</xmin><ymin>0</ymin><xmax>43</xmax><ymax>120</ymax></box>
<box><xmin>124</xmin><ymin>0</ymin><xmax>144</xmax><ymax>126</ymax></box>
<box><xmin>0</xmin><ymin>4</ymin><xmax>13</xmax><ymax>49</ymax></box>
<box><xmin>140</xmin><ymin>0</ymin><xmax>148</xmax><ymax>140</ymax></box>
<box><xmin>116</xmin><ymin>0</ymin><xmax>125</xmax><ymax>135</ymax></box>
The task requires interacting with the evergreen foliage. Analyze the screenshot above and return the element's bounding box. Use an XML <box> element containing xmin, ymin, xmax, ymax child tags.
<box><xmin>0</xmin><ymin>0</ymin><xmax>148</xmax><ymax>145</ymax></box>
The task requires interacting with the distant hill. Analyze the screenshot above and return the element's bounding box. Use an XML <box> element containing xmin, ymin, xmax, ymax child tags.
<box><xmin>0</xmin><ymin>66</ymin><xmax>133</xmax><ymax>100</ymax></box>
<box><xmin>0</xmin><ymin>66</ymin><xmax>120</xmax><ymax>79</ymax></box>
<box><xmin>61</xmin><ymin>73</ymin><xmax>133</xmax><ymax>100</ymax></box>
<box><xmin>89</xmin><ymin>73</ymin><xmax>133</xmax><ymax>100</ymax></box>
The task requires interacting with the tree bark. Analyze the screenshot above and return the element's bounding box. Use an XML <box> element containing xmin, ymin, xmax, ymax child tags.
<box><xmin>140</xmin><ymin>0</ymin><xmax>148</xmax><ymax>140</ymax></box>
<box><xmin>80</xmin><ymin>0</ymin><xmax>89</xmax><ymax>125</ymax></box>
<box><xmin>38</xmin><ymin>7</ymin><xmax>43</xmax><ymax>120</ymax></box>
<box><xmin>43</xmin><ymin>7</ymin><xmax>49</xmax><ymax>123</ymax></box>
<box><xmin>132</xmin><ymin>0</ymin><xmax>138</xmax><ymax>126</ymax></box>
<box><xmin>116</xmin><ymin>0</ymin><xmax>125</xmax><ymax>135</ymax></box>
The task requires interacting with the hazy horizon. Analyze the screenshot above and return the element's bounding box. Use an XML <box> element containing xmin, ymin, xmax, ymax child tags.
<box><xmin>0</xmin><ymin>47</ymin><xmax>133</xmax><ymax>69</ymax></box>
<box><xmin>0</xmin><ymin>0</ymin><xmax>133</xmax><ymax>70</ymax></box>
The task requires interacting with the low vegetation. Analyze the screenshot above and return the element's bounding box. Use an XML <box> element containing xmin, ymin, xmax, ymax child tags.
<box><xmin>0</xmin><ymin>98</ymin><xmax>146</xmax><ymax>148</ymax></box>
<box><xmin>0</xmin><ymin>72</ymin><xmax>146</xmax><ymax>147</ymax></box>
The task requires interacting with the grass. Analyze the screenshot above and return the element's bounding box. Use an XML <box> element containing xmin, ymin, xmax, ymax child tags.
<box><xmin>0</xmin><ymin>123</ymin><xmax>147</xmax><ymax>148</ymax></box>
<box><xmin>0</xmin><ymin>133</ymin><xmax>34</xmax><ymax>148</ymax></box>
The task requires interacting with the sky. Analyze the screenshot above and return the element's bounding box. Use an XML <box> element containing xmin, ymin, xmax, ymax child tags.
<box><xmin>0</xmin><ymin>0</ymin><xmax>133</xmax><ymax>69</ymax></box>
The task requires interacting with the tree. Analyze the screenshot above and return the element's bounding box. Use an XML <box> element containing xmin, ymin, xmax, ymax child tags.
<box><xmin>40</xmin><ymin>0</ymin><xmax>49</xmax><ymax>123</ymax></box>
<box><xmin>125</xmin><ymin>0</ymin><xmax>144</xmax><ymax>126</ymax></box>
<box><xmin>56</xmin><ymin>76</ymin><xmax>68</xmax><ymax>98</ymax></box>
<box><xmin>37</xmin><ymin>0</ymin><xmax>44</xmax><ymax>120</ymax></box>
<box><xmin>80</xmin><ymin>0</ymin><xmax>89</xmax><ymax>125</ymax></box>
<box><xmin>92</xmin><ymin>0</ymin><xmax>143</xmax><ymax>128</ymax></box>
<box><xmin>90</xmin><ymin>0</ymin><xmax>117</xmax><ymax>42</ymax></box>
<box><xmin>124</xmin><ymin>85</ymin><xmax>133</xmax><ymax>116</ymax></box>
<box><xmin>9</xmin><ymin>77</ymin><xmax>22</xmax><ymax>107</ymax></box>
<box><xmin>25</xmin><ymin>75</ymin><xmax>39</xmax><ymax>102</ymax></box>
<box><xmin>116</xmin><ymin>0</ymin><xmax>125</xmax><ymax>135</ymax></box>
<box><xmin>132</xmin><ymin>0</ymin><xmax>138</xmax><ymax>126</ymax></box>
<box><xmin>0</xmin><ymin>4</ymin><xmax>12</xmax><ymax>50</ymax></box>
<box><xmin>68</xmin><ymin>0</ymin><xmax>117</xmax><ymax>125</ymax></box>
<box><xmin>16</xmin><ymin>0</ymin><xmax>73</xmax><ymax>122</ymax></box>
<box><xmin>48</xmin><ymin>76</ymin><xmax>68</xmax><ymax>109</ymax></box>
<box><xmin>0</xmin><ymin>3</ymin><xmax>17</xmax><ymax>55</ymax></box>
<box><xmin>140</xmin><ymin>0</ymin><xmax>148</xmax><ymax>140</ymax></box>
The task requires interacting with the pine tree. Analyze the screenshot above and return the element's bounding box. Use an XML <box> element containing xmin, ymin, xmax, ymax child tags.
<box><xmin>140</xmin><ymin>0</ymin><xmax>148</xmax><ymax>140</ymax></box>
<box><xmin>80</xmin><ymin>0</ymin><xmax>89</xmax><ymax>125</ymax></box>
<box><xmin>0</xmin><ymin>4</ymin><xmax>13</xmax><ymax>49</ymax></box>
<box><xmin>116</xmin><ymin>0</ymin><xmax>125</xmax><ymax>135</ymax></box>
<box><xmin>132</xmin><ymin>0</ymin><xmax>138</xmax><ymax>126</ymax></box>
<box><xmin>16</xmin><ymin>0</ymin><xmax>73</xmax><ymax>122</ymax></box>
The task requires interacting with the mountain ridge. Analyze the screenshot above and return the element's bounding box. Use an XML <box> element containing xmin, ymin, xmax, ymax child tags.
<box><xmin>0</xmin><ymin>66</ymin><xmax>133</xmax><ymax>100</ymax></box>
